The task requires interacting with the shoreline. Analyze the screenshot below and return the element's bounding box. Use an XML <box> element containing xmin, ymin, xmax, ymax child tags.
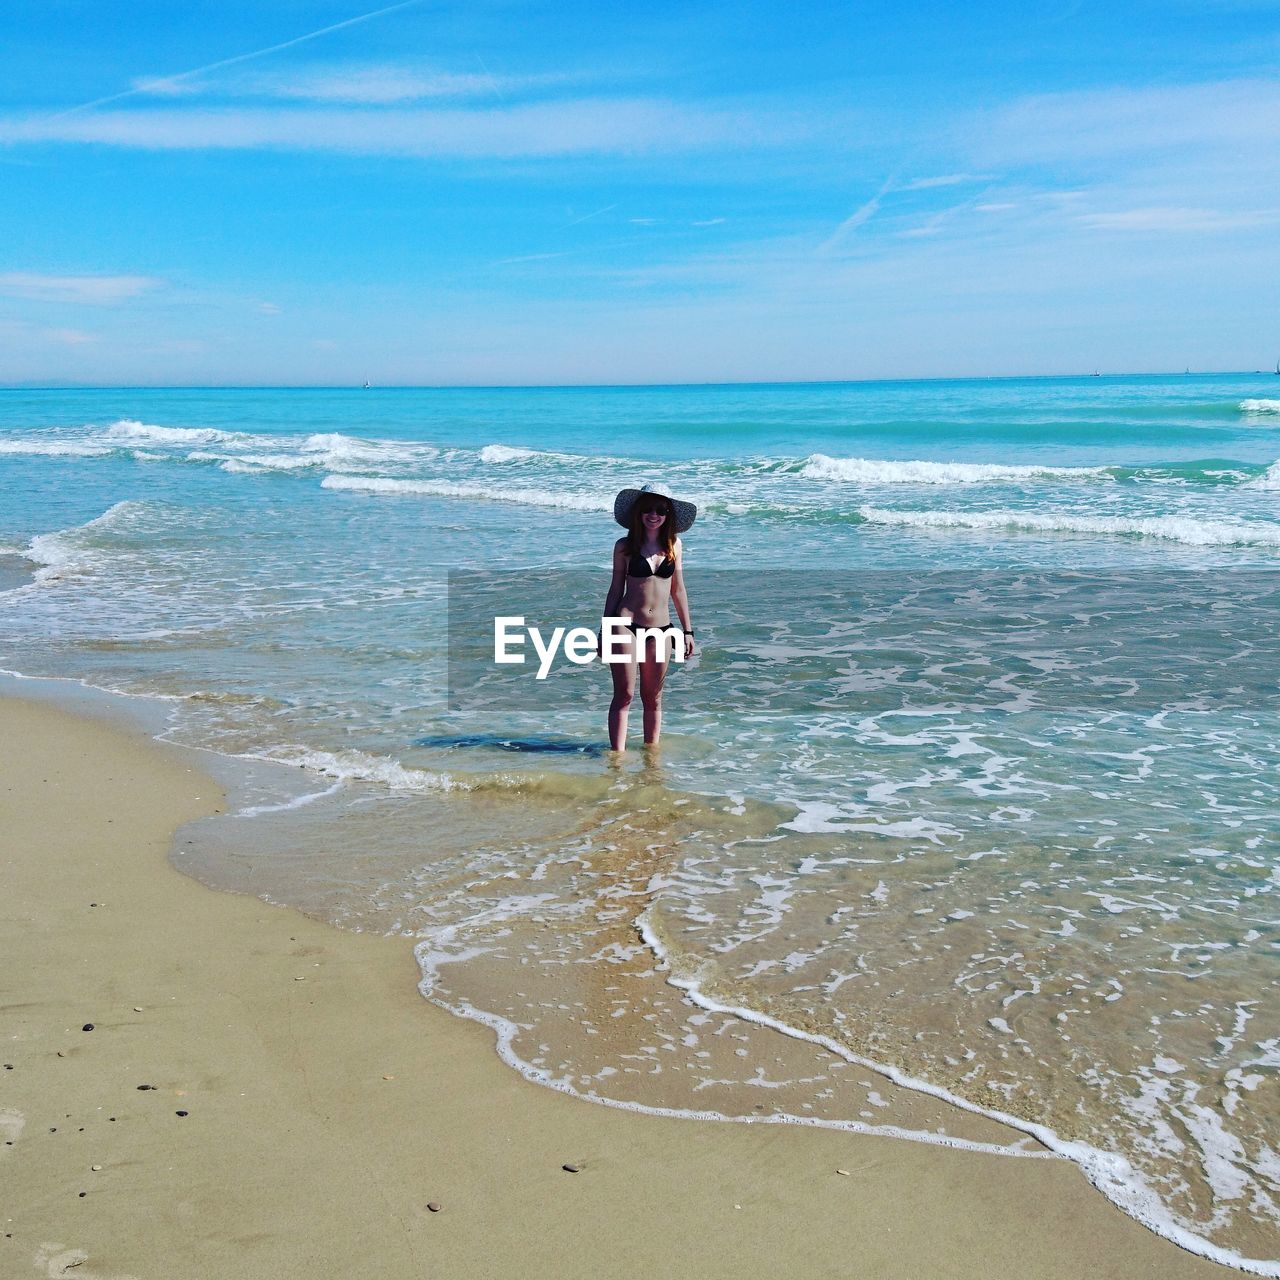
<box><xmin>0</xmin><ymin>693</ymin><xmax>1241</xmax><ymax>1278</ymax></box>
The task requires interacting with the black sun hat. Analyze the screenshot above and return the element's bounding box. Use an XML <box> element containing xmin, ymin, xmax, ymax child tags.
<box><xmin>613</xmin><ymin>484</ymin><xmax>697</xmax><ymax>533</ymax></box>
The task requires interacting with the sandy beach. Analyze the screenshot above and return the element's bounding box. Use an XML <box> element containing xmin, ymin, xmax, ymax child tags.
<box><xmin>0</xmin><ymin>693</ymin><xmax>1238</xmax><ymax>1279</ymax></box>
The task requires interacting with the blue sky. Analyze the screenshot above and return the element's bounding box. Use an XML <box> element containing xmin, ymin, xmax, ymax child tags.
<box><xmin>2</xmin><ymin>0</ymin><xmax>1278</xmax><ymax>385</ymax></box>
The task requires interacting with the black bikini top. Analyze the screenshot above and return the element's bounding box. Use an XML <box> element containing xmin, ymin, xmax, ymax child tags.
<box><xmin>627</xmin><ymin>550</ymin><xmax>675</xmax><ymax>579</ymax></box>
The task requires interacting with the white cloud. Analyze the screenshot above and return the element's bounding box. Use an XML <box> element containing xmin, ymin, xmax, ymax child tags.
<box><xmin>0</xmin><ymin>272</ymin><xmax>163</xmax><ymax>303</ymax></box>
<box><xmin>1078</xmin><ymin>206</ymin><xmax>1280</xmax><ymax>231</ymax></box>
<box><xmin>899</xmin><ymin>173</ymin><xmax>990</xmax><ymax>190</ymax></box>
<box><xmin>692</xmin><ymin>217</ymin><xmax>726</xmax><ymax>226</ymax></box>
<box><xmin>971</xmin><ymin>78</ymin><xmax>1280</xmax><ymax>164</ymax></box>
<box><xmin>135</xmin><ymin>64</ymin><xmax>579</xmax><ymax>106</ymax></box>
<box><xmin>0</xmin><ymin>98</ymin><xmax>796</xmax><ymax>158</ymax></box>
<box><xmin>818</xmin><ymin>193</ymin><xmax>883</xmax><ymax>252</ymax></box>
<box><xmin>493</xmin><ymin>249</ymin><xmax>577</xmax><ymax>266</ymax></box>
<box><xmin>257</xmin><ymin>301</ymin><xmax>282</xmax><ymax>314</ymax></box>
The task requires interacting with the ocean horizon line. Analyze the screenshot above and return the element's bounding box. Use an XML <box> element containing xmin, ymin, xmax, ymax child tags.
<box><xmin>0</xmin><ymin>369</ymin><xmax>1274</xmax><ymax>395</ymax></box>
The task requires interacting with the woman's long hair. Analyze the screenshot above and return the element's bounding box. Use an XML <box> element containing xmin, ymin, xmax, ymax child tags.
<box><xmin>626</xmin><ymin>494</ymin><xmax>678</xmax><ymax>560</ymax></box>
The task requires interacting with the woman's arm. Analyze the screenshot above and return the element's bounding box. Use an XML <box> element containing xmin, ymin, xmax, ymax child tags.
<box><xmin>599</xmin><ymin>539</ymin><xmax>628</xmax><ymax>653</ymax></box>
<box><xmin>670</xmin><ymin>538</ymin><xmax>695</xmax><ymax>656</ymax></box>
<box><xmin>603</xmin><ymin>538</ymin><xmax>627</xmax><ymax>618</ymax></box>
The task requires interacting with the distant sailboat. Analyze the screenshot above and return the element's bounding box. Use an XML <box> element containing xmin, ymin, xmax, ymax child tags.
<box><xmin>1274</xmin><ymin>358</ymin><xmax>1279</xmax><ymax>376</ymax></box>
<box><xmin>362</xmin><ymin>378</ymin><xmax>371</xmax><ymax>389</ymax></box>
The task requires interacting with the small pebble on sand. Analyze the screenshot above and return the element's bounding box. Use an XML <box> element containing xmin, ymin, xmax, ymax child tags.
<box><xmin>82</xmin><ymin>1024</ymin><xmax>94</xmax><ymax>1032</ymax></box>
<box><xmin>175</xmin><ymin>1110</ymin><xmax>188</xmax><ymax>1117</ymax></box>
<box><xmin>136</xmin><ymin>1084</ymin><xmax>154</xmax><ymax>1091</ymax></box>
<box><xmin>91</xmin><ymin>1165</ymin><xmax>102</xmax><ymax>1172</ymax></box>
<box><xmin>562</xmin><ymin>1163</ymin><xmax>582</xmax><ymax>1173</ymax></box>
<box><xmin>427</xmin><ymin>1202</ymin><xmax>442</xmax><ymax>1213</ymax></box>
<box><xmin>836</xmin><ymin>1169</ymin><xmax>851</xmax><ymax>1176</ymax></box>
<box><xmin>133</xmin><ymin>1007</ymin><xmax>143</xmax><ymax>1013</ymax></box>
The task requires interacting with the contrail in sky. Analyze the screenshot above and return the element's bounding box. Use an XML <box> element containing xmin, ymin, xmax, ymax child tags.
<box><xmin>819</xmin><ymin>170</ymin><xmax>901</xmax><ymax>254</ymax></box>
<box><xmin>563</xmin><ymin>204</ymin><xmax>618</xmax><ymax>228</ymax></box>
<box><xmin>45</xmin><ymin>0</ymin><xmax>430</xmax><ymax>121</ymax></box>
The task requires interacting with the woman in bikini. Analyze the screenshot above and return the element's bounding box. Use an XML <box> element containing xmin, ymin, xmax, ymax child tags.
<box><xmin>600</xmin><ymin>485</ymin><xmax>696</xmax><ymax>752</ymax></box>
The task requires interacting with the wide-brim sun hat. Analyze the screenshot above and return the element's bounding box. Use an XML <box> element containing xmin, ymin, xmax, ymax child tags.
<box><xmin>614</xmin><ymin>484</ymin><xmax>697</xmax><ymax>533</ymax></box>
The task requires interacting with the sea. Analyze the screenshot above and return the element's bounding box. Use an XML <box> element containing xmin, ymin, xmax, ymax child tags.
<box><xmin>1</xmin><ymin>376</ymin><xmax>1277</xmax><ymax>1272</ymax></box>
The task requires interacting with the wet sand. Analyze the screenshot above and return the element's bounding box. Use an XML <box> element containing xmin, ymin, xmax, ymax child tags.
<box><xmin>0</xmin><ymin>694</ymin><xmax>1235</xmax><ymax>1279</ymax></box>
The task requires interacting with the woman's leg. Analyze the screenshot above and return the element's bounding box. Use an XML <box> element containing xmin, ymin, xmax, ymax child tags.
<box><xmin>638</xmin><ymin>644</ymin><xmax>670</xmax><ymax>745</ymax></box>
<box><xmin>607</xmin><ymin>632</ymin><xmax>637</xmax><ymax>751</ymax></box>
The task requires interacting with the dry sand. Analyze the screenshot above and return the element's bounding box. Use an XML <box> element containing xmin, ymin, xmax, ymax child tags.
<box><xmin>0</xmin><ymin>694</ymin><xmax>1236</xmax><ymax>1279</ymax></box>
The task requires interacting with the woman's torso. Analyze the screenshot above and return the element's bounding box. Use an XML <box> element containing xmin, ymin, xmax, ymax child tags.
<box><xmin>620</xmin><ymin>544</ymin><xmax>675</xmax><ymax>626</ymax></box>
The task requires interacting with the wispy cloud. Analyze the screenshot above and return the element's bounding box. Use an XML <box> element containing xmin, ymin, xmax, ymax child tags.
<box><xmin>971</xmin><ymin>78</ymin><xmax>1280</xmax><ymax>163</ymax></box>
<box><xmin>899</xmin><ymin>173</ymin><xmax>991</xmax><ymax>190</ymax></box>
<box><xmin>819</xmin><ymin>173</ymin><xmax>899</xmax><ymax>253</ymax></box>
<box><xmin>0</xmin><ymin>99</ymin><xmax>796</xmax><ymax>158</ymax></box>
<box><xmin>562</xmin><ymin>203</ymin><xmax>617</xmax><ymax>227</ymax></box>
<box><xmin>1078</xmin><ymin>206</ymin><xmax>1280</xmax><ymax>231</ymax></box>
<box><xmin>0</xmin><ymin>272</ymin><xmax>163</xmax><ymax>304</ymax></box>
<box><xmin>896</xmin><ymin>214</ymin><xmax>949</xmax><ymax>238</ymax></box>
<box><xmin>48</xmin><ymin>0</ymin><xmax>432</xmax><ymax>120</ymax></box>
<box><xmin>692</xmin><ymin>217</ymin><xmax>726</xmax><ymax>226</ymax></box>
<box><xmin>492</xmin><ymin>248</ymin><xmax>579</xmax><ymax>266</ymax></box>
<box><xmin>135</xmin><ymin>63</ymin><xmax>581</xmax><ymax>106</ymax></box>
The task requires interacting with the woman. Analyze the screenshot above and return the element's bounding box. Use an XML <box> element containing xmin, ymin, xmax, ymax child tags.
<box><xmin>600</xmin><ymin>485</ymin><xmax>696</xmax><ymax>751</ymax></box>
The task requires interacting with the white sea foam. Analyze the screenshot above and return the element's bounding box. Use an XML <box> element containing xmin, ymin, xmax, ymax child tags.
<box><xmin>801</xmin><ymin>454</ymin><xmax>1109</xmax><ymax>485</ymax></box>
<box><xmin>104</xmin><ymin>418</ymin><xmax>236</xmax><ymax>445</ymax></box>
<box><xmin>24</xmin><ymin>500</ymin><xmax>149</xmax><ymax>583</ymax></box>
<box><xmin>0</xmin><ymin>439</ymin><xmax>113</xmax><ymax>457</ymax></box>
<box><xmin>1240</xmin><ymin>399</ymin><xmax>1280</xmax><ymax>415</ymax></box>
<box><xmin>234</xmin><ymin>778</ymin><xmax>346</xmax><ymax>818</ymax></box>
<box><xmin>259</xmin><ymin>745</ymin><xmax>462</xmax><ymax>793</ymax></box>
<box><xmin>634</xmin><ymin>913</ymin><xmax>1280</xmax><ymax>1277</ymax></box>
<box><xmin>859</xmin><ymin>506</ymin><xmax>1280</xmax><ymax>547</ymax></box>
<box><xmin>1248</xmin><ymin>461</ymin><xmax>1280</xmax><ymax>490</ymax></box>
<box><xmin>320</xmin><ymin>473</ymin><xmax>613</xmax><ymax>511</ymax></box>
<box><xmin>476</xmin><ymin>442</ymin><xmax>620</xmax><ymax>467</ymax></box>
<box><xmin>303</xmin><ymin>432</ymin><xmax>430</xmax><ymax>465</ymax></box>
<box><xmin>480</xmin><ymin>444</ymin><xmax>541</xmax><ymax>463</ymax></box>
<box><xmin>411</xmin><ymin>909</ymin><xmax>1054</xmax><ymax>1168</ymax></box>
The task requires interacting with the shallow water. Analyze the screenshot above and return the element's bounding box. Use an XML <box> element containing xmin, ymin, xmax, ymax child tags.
<box><xmin>1</xmin><ymin>376</ymin><xmax>1278</xmax><ymax>1270</ymax></box>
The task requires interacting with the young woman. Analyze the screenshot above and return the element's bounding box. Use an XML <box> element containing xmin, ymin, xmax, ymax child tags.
<box><xmin>600</xmin><ymin>485</ymin><xmax>696</xmax><ymax>751</ymax></box>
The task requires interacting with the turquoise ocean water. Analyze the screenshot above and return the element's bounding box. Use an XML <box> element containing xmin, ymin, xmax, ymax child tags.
<box><xmin>1</xmin><ymin>376</ymin><xmax>1278</xmax><ymax>1270</ymax></box>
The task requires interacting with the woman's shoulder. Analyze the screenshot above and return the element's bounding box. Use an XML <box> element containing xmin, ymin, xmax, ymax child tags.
<box><xmin>613</xmin><ymin>535</ymin><xmax>629</xmax><ymax>555</ymax></box>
